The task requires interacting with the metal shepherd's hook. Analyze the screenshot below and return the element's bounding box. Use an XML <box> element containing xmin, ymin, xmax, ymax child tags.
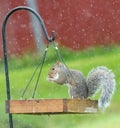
<box><xmin>2</xmin><ymin>6</ymin><xmax>55</xmax><ymax>128</ymax></box>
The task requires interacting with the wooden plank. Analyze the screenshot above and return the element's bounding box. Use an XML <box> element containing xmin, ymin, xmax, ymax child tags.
<box><xmin>6</xmin><ymin>99</ymin><xmax>98</xmax><ymax>114</ymax></box>
<box><xmin>66</xmin><ymin>99</ymin><xmax>98</xmax><ymax>113</ymax></box>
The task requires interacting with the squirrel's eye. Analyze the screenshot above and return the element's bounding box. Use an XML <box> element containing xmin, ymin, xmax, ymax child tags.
<box><xmin>52</xmin><ymin>67</ymin><xmax>55</xmax><ymax>70</ymax></box>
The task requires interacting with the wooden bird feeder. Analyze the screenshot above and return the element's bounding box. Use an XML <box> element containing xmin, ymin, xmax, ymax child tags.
<box><xmin>6</xmin><ymin>99</ymin><xmax>98</xmax><ymax>114</ymax></box>
<box><xmin>2</xmin><ymin>6</ymin><xmax>98</xmax><ymax>128</ymax></box>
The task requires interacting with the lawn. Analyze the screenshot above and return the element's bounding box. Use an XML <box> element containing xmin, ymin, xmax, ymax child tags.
<box><xmin>0</xmin><ymin>45</ymin><xmax>120</xmax><ymax>128</ymax></box>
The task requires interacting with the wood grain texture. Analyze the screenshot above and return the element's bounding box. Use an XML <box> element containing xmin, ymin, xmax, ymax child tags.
<box><xmin>6</xmin><ymin>99</ymin><xmax>98</xmax><ymax>114</ymax></box>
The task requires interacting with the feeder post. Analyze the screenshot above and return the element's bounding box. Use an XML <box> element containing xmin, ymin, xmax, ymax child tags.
<box><xmin>2</xmin><ymin>6</ymin><xmax>55</xmax><ymax>128</ymax></box>
<box><xmin>2</xmin><ymin>9</ymin><xmax>13</xmax><ymax>128</ymax></box>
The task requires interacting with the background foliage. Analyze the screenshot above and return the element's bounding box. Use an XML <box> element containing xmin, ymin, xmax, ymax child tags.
<box><xmin>0</xmin><ymin>45</ymin><xmax>120</xmax><ymax>128</ymax></box>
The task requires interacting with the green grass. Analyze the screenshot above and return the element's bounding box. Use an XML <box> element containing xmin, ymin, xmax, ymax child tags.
<box><xmin>0</xmin><ymin>45</ymin><xmax>120</xmax><ymax>128</ymax></box>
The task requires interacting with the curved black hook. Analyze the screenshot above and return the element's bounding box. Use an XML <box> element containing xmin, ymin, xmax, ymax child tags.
<box><xmin>2</xmin><ymin>6</ymin><xmax>56</xmax><ymax>128</ymax></box>
<box><xmin>2</xmin><ymin>6</ymin><xmax>55</xmax><ymax>42</ymax></box>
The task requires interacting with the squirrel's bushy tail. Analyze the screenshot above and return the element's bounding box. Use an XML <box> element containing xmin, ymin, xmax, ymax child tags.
<box><xmin>87</xmin><ymin>66</ymin><xmax>115</xmax><ymax>109</ymax></box>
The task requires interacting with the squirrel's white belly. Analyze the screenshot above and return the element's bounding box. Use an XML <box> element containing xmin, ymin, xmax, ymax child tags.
<box><xmin>47</xmin><ymin>73</ymin><xmax>59</xmax><ymax>81</ymax></box>
<box><xmin>65</xmin><ymin>83</ymin><xmax>71</xmax><ymax>87</ymax></box>
<box><xmin>53</xmin><ymin>73</ymin><xmax>59</xmax><ymax>80</ymax></box>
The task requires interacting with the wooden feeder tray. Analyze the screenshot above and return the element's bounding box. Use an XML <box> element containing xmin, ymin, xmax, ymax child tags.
<box><xmin>6</xmin><ymin>99</ymin><xmax>98</xmax><ymax>114</ymax></box>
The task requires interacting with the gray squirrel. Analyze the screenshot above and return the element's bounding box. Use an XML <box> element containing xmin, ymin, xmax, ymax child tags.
<box><xmin>47</xmin><ymin>61</ymin><xmax>116</xmax><ymax>109</ymax></box>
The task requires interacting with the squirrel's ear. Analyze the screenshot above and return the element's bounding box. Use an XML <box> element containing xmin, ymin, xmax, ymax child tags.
<box><xmin>56</xmin><ymin>61</ymin><xmax>60</xmax><ymax>65</ymax></box>
<box><xmin>56</xmin><ymin>61</ymin><xmax>61</xmax><ymax>66</ymax></box>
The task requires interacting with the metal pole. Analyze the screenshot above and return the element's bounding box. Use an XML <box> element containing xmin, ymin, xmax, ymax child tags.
<box><xmin>2</xmin><ymin>10</ymin><xmax>13</xmax><ymax>128</ymax></box>
<box><xmin>2</xmin><ymin>6</ymin><xmax>55</xmax><ymax>128</ymax></box>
